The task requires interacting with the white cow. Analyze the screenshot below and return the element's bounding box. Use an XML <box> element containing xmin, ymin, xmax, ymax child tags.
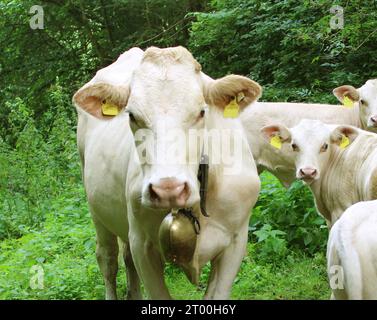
<box><xmin>327</xmin><ymin>200</ymin><xmax>377</xmax><ymax>300</ymax></box>
<box><xmin>333</xmin><ymin>79</ymin><xmax>377</xmax><ymax>132</ymax></box>
<box><xmin>260</xmin><ymin>119</ymin><xmax>377</xmax><ymax>228</ymax></box>
<box><xmin>73</xmin><ymin>46</ymin><xmax>262</xmax><ymax>299</ymax></box>
<box><xmin>240</xmin><ymin>102</ymin><xmax>360</xmax><ymax>186</ymax></box>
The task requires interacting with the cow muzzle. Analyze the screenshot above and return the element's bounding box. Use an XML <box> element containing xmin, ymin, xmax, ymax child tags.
<box><xmin>297</xmin><ymin>167</ymin><xmax>318</xmax><ymax>184</ymax></box>
<box><xmin>149</xmin><ymin>178</ymin><xmax>191</xmax><ymax>208</ymax></box>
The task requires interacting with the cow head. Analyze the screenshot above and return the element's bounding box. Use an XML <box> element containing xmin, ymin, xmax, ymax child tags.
<box><xmin>333</xmin><ymin>79</ymin><xmax>377</xmax><ymax>132</ymax></box>
<box><xmin>73</xmin><ymin>46</ymin><xmax>262</xmax><ymax>210</ymax></box>
<box><xmin>261</xmin><ymin>120</ymin><xmax>359</xmax><ymax>185</ymax></box>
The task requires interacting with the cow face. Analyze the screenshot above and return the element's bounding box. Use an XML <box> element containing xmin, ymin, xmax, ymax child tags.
<box><xmin>334</xmin><ymin>80</ymin><xmax>377</xmax><ymax>132</ymax></box>
<box><xmin>73</xmin><ymin>46</ymin><xmax>262</xmax><ymax>210</ymax></box>
<box><xmin>261</xmin><ymin>120</ymin><xmax>359</xmax><ymax>185</ymax></box>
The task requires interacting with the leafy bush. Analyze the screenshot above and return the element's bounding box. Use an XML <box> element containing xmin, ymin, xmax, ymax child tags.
<box><xmin>253</xmin><ymin>224</ymin><xmax>287</xmax><ymax>260</ymax></box>
<box><xmin>250</xmin><ymin>172</ymin><xmax>328</xmax><ymax>256</ymax></box>
<box><xmin>190</xmin><ymin>0</ymin><xmax>377</xmax><ymax>94</ymax></box>
<box><xmin>0</xmin><ymin>86</ymin><xmax>80</xmax><ymax>240</ymax></box>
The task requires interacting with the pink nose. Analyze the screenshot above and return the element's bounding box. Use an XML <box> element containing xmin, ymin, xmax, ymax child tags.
<box><xmin>370</xmin><ymin>116</ymin><xmax>377</xmax><ymax>126</ymax></box>
<box><xmin>298</xmin><ymin>168</ymin><xmax>318</xmax><ymax>179</ymax></box>
<box><xmin>149</xmin><ymin>178</ymin><xmax>190</xmax><ymax>208</ymax></box>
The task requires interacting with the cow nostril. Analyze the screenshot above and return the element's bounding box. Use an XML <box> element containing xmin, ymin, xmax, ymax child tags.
<box><xmin>299</xmin><ymin>168</ymin><xmax>317</xmax><ymax>178</ymax></box>
<box><xmin>149</xmin><ymin>180</ymin><xmax>190</xmax><ymax>205</ymax></box>
<box><xmin>180</xmin><ymin>182</ymin><xmax>190</xmax><ymax>200</ymax></box>
<box><xmin>149</xmin><ymin>184</ymin><xmax>159</xmax><ymax>201</ymax></box>
<box><xmin>371</xmin><ymin>116</ymin><xmax>377</xmax><ymax>123</ymax></box>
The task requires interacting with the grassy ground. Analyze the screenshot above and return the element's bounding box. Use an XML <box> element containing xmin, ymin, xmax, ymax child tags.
<box><xmin>0</xmin><ymin>181</ymin><xmax>330</xmax><ymax>300</ymax></box>
<box><xmin>166</xmin><ymin>249</ymin><xmax>329</xmax><ymax>300</ymax></box>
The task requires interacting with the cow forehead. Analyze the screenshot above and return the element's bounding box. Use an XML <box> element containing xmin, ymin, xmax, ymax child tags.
<box><xmin>129</xmin><ymin>49</ymin><xmax>205</xmax><ymax>115</ymax></box>
<box><xmin>365</xmin><ymin>79</ymin><xmax>377</xmax><ymax>88</ymax></box>
<box><xmin>360</xmin><ymin>79</ymin><xmax>377</xmax><ymax>99</ymax></box>
<box><xmin>291</xmin><ymin>120</ymin><xmax>331</xmax><ymax>145</ymax></box>
<box><xmin>130</xmin><ymin>68</ymin><xmax>204</xmax><ymax>115</ymax></box>
<box><xmin>133</xmin><ymin>62</ymin><xmax>202</xmax><ymax>91</ymax></box>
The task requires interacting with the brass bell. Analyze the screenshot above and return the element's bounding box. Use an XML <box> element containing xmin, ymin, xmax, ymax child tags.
<box><xmin>159</xmin><ymin>210</ymin><xmax>198</xmax><ymax>265</ymax></box>
<box><xmin>159</xmin><ymin>209</ymin><xmax>201</xmax><ymax>284</ymax></box>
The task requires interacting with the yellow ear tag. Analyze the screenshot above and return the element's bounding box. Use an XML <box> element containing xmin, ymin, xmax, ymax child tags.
<box><xmin>339</xmin><ymin>135</ymin><xmax>350</xmax><ymax>149</ymax></box>
<box><xmin>101</xmin><ymin>101</ymin><xmax>119</xmax><ymax>116</ymax></box>
<box><xmin>224</xmin><ymin>98</ymin><xmax>240</xmax><ymax>118</ymax></box>
<box><xmin>343</xmin><ymin>96</ymin><xmax>354</xmax><ymax>108</ymax></box>
<box><xmin>270</xmin><ymin>135</ymin><xmax>282</xmax><ymax>149</ymax></box>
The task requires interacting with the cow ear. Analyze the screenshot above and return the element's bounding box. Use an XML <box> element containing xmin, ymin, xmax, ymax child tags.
<box><xmin>333</xmin><ymin>85</ymin><xmax>360</xmax><ymax>104</ymax></box>
<box><xmin>204</xmin><ymin>74</ymin><xmax>262</xmax><ymax>110</ymax></box>
<box><xmin>72</xmin><ymin>82</ymin><xmax>130</xmax><ymax>120</ymax></box>
<box><xmin>330</xmin><ymin>126</ymin><xmax>359</xmax><ymax>148</ymax></box>
<box><xmin>260</xmin><ymin>124</ymin><xmax>291</xmax><ymax>144</ymax></box>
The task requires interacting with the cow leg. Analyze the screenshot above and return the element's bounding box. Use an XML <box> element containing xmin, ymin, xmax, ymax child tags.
<box><xmin>204</xmin><ymin>222</ymin><xmax>249</xmax><ymax>300</ymax></box>
<box><xmin>204</xmin><ymin>258</ymin><xmax>219</xmax><ymax>299</ymax></box>
<box><xmin>130</xmin><ymin>236</ymin><xmax>172</xmax><ymax>300</ymax></box>
<box><xmin>120</xmin><ymin>240</ymin><xmax>143</xmax><ymax>300</ymax></box>
<box><xmin>94</xmin><ymin>220</ymin><xmax>119</xmax><ymax>300</ymax></box>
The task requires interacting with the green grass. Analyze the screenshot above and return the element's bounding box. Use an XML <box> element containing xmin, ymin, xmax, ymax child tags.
<box><xmin>165</xmin><ymin>248</ymin><xmax>329</xmax><ymax>300</ymax></box>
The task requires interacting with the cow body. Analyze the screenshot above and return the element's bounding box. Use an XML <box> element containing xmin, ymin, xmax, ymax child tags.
<box><xmin>309</xmin><ymin>130</ymin><xmax>377</xmax><ymax>225</ymax></box>
<box><xmin>327</xmin><ymin>200</ymin><xmax>377</xmax><ymax>299</ymax></box>
<box><xmin>74</xmin><ymin>47</ymin><xmax>261</xmax><ymax>299</ymax></box>
<box><xmin>240</xmin><ymin>102</ymin><xmax>360</xmax><ymax>186</ymax></box>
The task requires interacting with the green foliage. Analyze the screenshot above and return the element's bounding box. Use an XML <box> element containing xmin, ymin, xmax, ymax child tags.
<box><xmin>253</xmin><ymin>224</ymin><xmax>287</xmax><ymax>260</ymax></box>
<box><xmin>0</xmin><ymin>184</ymin><xmax>102</xmax><ymax>299</ymax></box>
<box><xmin>190</xmin><ymin>0</ymin><xmax>377</xmax><ymax>93</ymax></box>
<box><xmin>0</xmin><ymin>86</ymin><xmax>80</xmax><ymax>240</ymax></box>
<box><xmin>0</xmin><ymin>0</ymin><xmax>208</xmax><ymax>131</ymax></box>
<box><xmin>251</xmin><ymin>173</ymin><xmax>328</xmax><ymax>256</ymax></box>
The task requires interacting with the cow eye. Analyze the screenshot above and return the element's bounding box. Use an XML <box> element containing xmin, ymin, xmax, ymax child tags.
<box><xmin>320</xmin><ymin>143</ymin><xmax>328</xmax><ymax>152</ymax></box>
<box><xmin>128</xmin><ymin>111</ymin><xmax>140</xmax><ymax>127</ymax></box>
<box><xmin>292</xmin><ymin>143</ymin><xmax>299</xmax><ymax>151</ymax></box>
<box><xmin>199</xmin><ymin>109</ymin><xmax>205</xmax><ymax>118</ymax></box>
<box><xmin>360</xmin><ymin>99</ymin><xmax>367</xmax><ymax>106</ymax></box>
<box><xmin>128</xmin><ymin>112</ymin><xmax>136</xmax><ymax>123</ymax></box>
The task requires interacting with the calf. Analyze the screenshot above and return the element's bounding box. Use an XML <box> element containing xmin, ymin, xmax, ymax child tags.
<box><xmin>73</xmin><ymin>46</ymin><xmax>262</xmax><ymax>299</ymax></box>
<box><xmin>327</xmin><ymin>200</ymin><xmax>377</xmax><ymax>299</ymax></box>
<box><xmin>260</xmin><ymin>119</ymin><xmax>377</xmax><ymax>227</ymax></box>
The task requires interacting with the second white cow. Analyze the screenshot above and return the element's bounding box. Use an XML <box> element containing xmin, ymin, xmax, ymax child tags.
<box><xmin>260</xmin><ymin>119</ymin><xmax>377</xmax><ymax>227</ymax></box>
<box><xmin>240</xmin><ymin>101</ymin><xmax>360</xmax><ymax>186</ymax></box>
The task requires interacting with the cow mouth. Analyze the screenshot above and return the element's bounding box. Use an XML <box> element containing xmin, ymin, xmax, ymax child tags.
<box><xmin>298</xmin><ymin>176</ymin><xmax>315</xmax><ymax>185</ymax></box>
